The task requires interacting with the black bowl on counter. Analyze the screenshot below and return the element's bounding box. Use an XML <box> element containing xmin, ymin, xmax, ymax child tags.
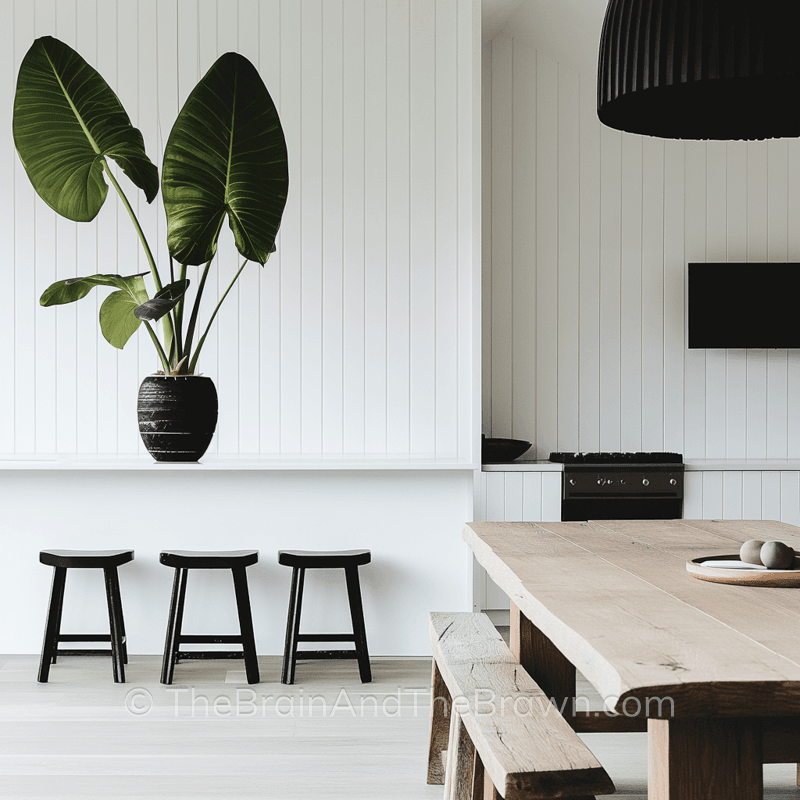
<box><xmin>481</xmin><ymin>436</ymin><xmax>532</xmax><ymax>464</ymax></box>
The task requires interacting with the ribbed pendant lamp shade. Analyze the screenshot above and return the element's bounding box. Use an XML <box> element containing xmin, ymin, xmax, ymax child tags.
<box><xmin>597</xmin><ymin>0</ymin><xmax>800</xmax><ymax>140</ymax></box>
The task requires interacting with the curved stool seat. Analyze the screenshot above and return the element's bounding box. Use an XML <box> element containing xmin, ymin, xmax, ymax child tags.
<box><xmin>278</xmin><ymin>548</ymin><xmax>372</xmax><ymax>685</ymax></box>
<box><xmin>38</xmin><ymin>548</ymin><xmax>134</xmax><ymax>684</ymax></box>
<box><xmin>160</xmin><ymin>549</ymin><xmax>259</xmax><ymax>570</ymax></box>
<box><xmin>159</xmin><ymin>549</ymin><xmax>260</xmax><ymax>685</ymax></box>
<box><xmin>278</xmin><ymin>549</ymin><xmax>371</xmax><ymax>569</ymax></box>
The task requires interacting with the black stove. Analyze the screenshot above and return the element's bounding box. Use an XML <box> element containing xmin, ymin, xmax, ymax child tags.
<box><xmin>549</xmin><ymin>452</ymin><xmax>685</xmax><ymax>521</ymax></box>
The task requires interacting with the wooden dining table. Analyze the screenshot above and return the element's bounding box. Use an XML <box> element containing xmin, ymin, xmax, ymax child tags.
<box><xmin>464</xmin><ymin>518</ymin><xmax>800</xmax><ymax>800</ymax></box>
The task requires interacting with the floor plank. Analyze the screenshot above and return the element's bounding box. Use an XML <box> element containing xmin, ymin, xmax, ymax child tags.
<box><xmin>0</xmin><ymin>653</ymin><xmax>797</xmax><ymax>798</ymax></box>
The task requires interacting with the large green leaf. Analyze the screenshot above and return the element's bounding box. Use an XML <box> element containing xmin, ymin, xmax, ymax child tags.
<box><xmin>40</xmin><ymin>273</ymin><xmax>148</xmax><ymax>306</ymax></box>
<box><xmin>13</xmin><ymin>36</ymin><xmax>158</xmax><ymax>222</ymax></box>
<box><xmin>134</xmin><ymin>279</ymin><xmax>190</xmax><ymax>321</ymax></box>
<box><xmin>99</xmin><ymin>276</ymin><xmax>149</xmax><ymax>349</ymax></box>
<box><xmin>162</xmin><ymin>52</ymin><xmax>289</xmax><ymax>266</ymax></box>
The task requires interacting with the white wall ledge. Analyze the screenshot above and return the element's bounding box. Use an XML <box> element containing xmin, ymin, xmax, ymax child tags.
<box><xmin>0</xmin><ymin>454</ymin><xmax>478</xmax><ymax>471</ymax></box>
<box><xmin>685</xmin><ymin>459</ymin><xmax>800</xmax><ymax>472</ymax></box>
<box><xmin>482</xmin><ymin>460</ymin><xmax>563</xmax><ymax>472</ymax></box>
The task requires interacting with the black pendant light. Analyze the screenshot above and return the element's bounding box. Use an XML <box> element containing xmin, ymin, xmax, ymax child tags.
<box><xmin>597</xmin><ymin>0</ymin><xmax>800</xmax><ymax>140</ymax></box>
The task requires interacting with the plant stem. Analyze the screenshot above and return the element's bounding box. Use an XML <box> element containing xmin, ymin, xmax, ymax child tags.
<box><xmin>188</xmin><ymin>259</ymin><xmax>248</xmax><ymax>374</ymax></box>
<box><xmin>173</xmin><ymin>260</ymin><xmax>187</xmax><ymax>362</ymax></box>
<box><xmin>182</xmin><ymin>259</ymin><xmax>213</xmax><ymax>370</ymax></box>
<box><xmin>142</xmin><ymin>320</ymin><xmax>171</xmax><ymax>372</ymax></box>
<box><xmin>101</xmin><ymin>161</ymin><xmax>163</xmax><ymax>293</ymax></box>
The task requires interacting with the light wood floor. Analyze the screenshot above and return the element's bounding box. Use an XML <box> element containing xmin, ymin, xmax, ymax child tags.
<box><xmin>0</xmin><ymin>653</ymin><xmax>797</xmax><ymax>798</ymax></box>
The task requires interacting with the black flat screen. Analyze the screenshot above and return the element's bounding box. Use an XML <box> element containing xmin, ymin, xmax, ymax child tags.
<box><xmin>688</xmin><ymin>262</ymin><xmax>800</xmax><ymax>349</ymax></box>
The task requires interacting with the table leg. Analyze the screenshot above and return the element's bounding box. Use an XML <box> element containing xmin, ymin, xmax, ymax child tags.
<box><xmin>648</xmin><ymin>717</ymin><xmax>762</xmax><ymax>800</ymax></box>
<box><xmin>509</xmin><ymin>601</ymin><xmax>575</xmax><ymax>715</ymax></box>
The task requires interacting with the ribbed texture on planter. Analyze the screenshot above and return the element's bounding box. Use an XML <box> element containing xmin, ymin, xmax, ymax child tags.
<box><xmin>137</xmin><ymin>376</ymin><xmax>218</xmax><ymax>462</ymax></box>
<box><xmin>597</xmin><ymin>0</ymin><xmax>800</xmax><ymax>140</ymax></box>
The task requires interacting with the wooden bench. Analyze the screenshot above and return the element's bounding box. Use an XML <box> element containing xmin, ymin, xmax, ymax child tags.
<box><xmin>427</xmin><ymin>612</ymin><xmax>615</xmax><ymax>800</ymax></box>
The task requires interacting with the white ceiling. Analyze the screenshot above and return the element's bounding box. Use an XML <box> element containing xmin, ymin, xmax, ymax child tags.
<box><xmin>482</xmin><ymin>0</ymin><xmax>609</xmax><ymax>77</ymax></box>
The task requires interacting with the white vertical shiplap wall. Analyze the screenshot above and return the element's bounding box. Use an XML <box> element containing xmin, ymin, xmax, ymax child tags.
<box><xmin>484</xmin><ymin>33</ymin><xmax>800</xmax><ymax>459</ymax></box>
<box><xmin>2</xmin><ymin>0</ymin><xmax>478</xmax><ymax>457</ymax></box>
<box><xmin>684</xmin><ymin>470</ymin><xmax>800</xmax><ymax>525</ymax></box>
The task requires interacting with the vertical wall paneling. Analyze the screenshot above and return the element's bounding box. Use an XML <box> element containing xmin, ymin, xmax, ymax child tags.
<box><xmin>257</xmin><ymin>0</ymin><xmax>283</xmax><ymax>454</ymax></box>
<box><xmin>385</xmin><ymin>0</ymin><xmax>411</xmax><ymax>453</ymax></box>
<box><xmin>342</xmin><ymin>0</ymin><xmax>366</xmax><ymax>453</ymax></box>
<box><xmin>541</xmin><ymin>471</ymin><xmax>561</xmax><ymax>520</ymax></box>
<box><xmin>682</xmin><ymin>141</ymin><xmax>707</xmax><ymax>459</ymax></box>
<box><xmin>485</xmin><ymin>28</ymin><xmax>800</xmax><ymax>461</ymax></box>
<box><xmin>14</xmin><ymin>4</ymin><xmax>37</xmax><ymax>454</ymax></box>
<box><xmin>409</xmin><ymin>0</ymin><xmax>436</xmax><ymax>453</ymax></box>
<box><xmin>435</xmin><ymin>0</ymin><xmax>460</xmax><ymax>455</ymax></box>
<box><xmin>490</xmin><ymin>35</ymin><xmax>513</xmax><ymax>437</ymax></box>
<box><xmin>481</xmin><ymin>39</ymin><xmax>493</xmax><ymax>438</ymax></box>
<box><xmin>701</xmin><ymin>471</ymin><xmax>723</xmax><ymax>519</ymax></box>
<box><xmin>762</xmin><ymin>470</ymin><xmax>781</xmax><ymax>521</ymax></box>
<box><xmin>321</xmin><ymin>0</ymin><xmax>345</xmax><ymax>453</ymax></box>
<box><xmin>5</xmin><ymin>0</ymin><xmax>476</xmax><ymax>456</ymax></box>
<box><xmin>521</xmin><ymin>473</ymin><xmax>542</xmax><ymax>521</ymax></box>
<box><xmin>578</xmin><ymin>74</ymin><xmax>601</xmax><ymax>451</ymax></box>
<box><xmin>782</xmin><ymin>472</ymin><xmax>800</xmax><ymax>526</ymax></box>
<box><xmin>535</xmin><ymin>53</ymin><xmax>559</xmax><ymax>455</ymax></box>
<box><xmin>598</xmin><ymin>123</ymin><xmax>622</xmax><ymax>452</ymax></box>
<box><xmin>278</xmin><ymin>0</ymin><xmax>303</xmax><ymax>452</ymax></box>
<box><xmin>511</xmin><ymin>40</ymin><xmax>536</xmax><ymax>444</ymax></box>
<box><xmin>640</xmin><ymin>137</ymin><xmax>665</xmax><ymax>451</ymax></box>
<box><xmin>722</xmin><ymin>471</ymin><xmax>742</xmax><ymax>520</ymax></box>
<box><xmin>557</xmin><ymin>66</ymin><xmax>580</xmax><ymax>451</ymax></box>
<box><xmin>741</xmin><ymin>471</ymin><xmax>763</xmax><ymax>519</ymax></box>
<box><xmin>363</xmin><ymin>0</ymin><xmax>388</xmax><ymax>453</ymax></box>
<box><xmin>620</xmin><ymin>132</ymin><xmax>643</xmax><ymax>452</ymax></box>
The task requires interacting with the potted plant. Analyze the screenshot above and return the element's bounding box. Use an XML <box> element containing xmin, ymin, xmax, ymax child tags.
<box><xmin>12</xmin><ymin>36</ymin><xmax>289</xmax><ymax>461</ymax></box>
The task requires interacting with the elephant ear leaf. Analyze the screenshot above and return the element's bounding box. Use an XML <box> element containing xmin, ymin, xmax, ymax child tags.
<box><xmin>13</xmin><ymin>36</ymin><xmax>158</xmax><ymax>222</ymax></box>
<box><xmin>162</xmin><ymin>52</ymin><xmax>289</xmax><ymax>266</ymax></box>
<box><xmin>40</xmin><ymin>273</ymin><xmax>148</xmax><ymax>306</ymax></box>
<box><xmin>134</xmin><ymin>279</ymin><xmax>190</xmax><ymax>321</ymax></box>
<box><xmin>98</xmin><ymin>275</ymin><xmax>149</xmax><ymax>349</ymax></box>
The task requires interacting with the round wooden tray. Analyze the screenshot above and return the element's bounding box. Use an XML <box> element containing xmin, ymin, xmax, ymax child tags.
<box><xmin>687</xmin><ymin>554</ymin><xmax>800</xmax><ymax>587</ymax></box>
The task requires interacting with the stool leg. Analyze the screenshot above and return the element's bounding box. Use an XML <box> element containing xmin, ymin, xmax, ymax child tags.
<box><xmin>344</xmin><ymin>565</ymin><xmax>371</xmax><ymax>683</ymax></box>
<box><xmin>161</xmin><ymin>567</ymin><xmax>188</xmax><ymax>685</ymax></box>
<box><xmin>38</xmin><ymin>566</ymin><xmax>67</xmax><ymax>683</ymax></box>
<box><xmin>231</xmin><ymin>566</ymin><xmax>259</xmax><ymax>684</ymax></box>
<box><xmin>103</xmin><ymin>567</ymin><xmax>126</xmax><ymax>683</ymax></box>
<box><xmin>281</xmin><ymin>566</ymin><xmax>305</xmax><ymax>684</ymax></box>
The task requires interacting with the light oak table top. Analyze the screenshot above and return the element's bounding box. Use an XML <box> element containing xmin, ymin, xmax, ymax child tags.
<box><xmin>464</xmin><ymin>519</ymin><xmax>800</xmax><ymax>800</ymax></box>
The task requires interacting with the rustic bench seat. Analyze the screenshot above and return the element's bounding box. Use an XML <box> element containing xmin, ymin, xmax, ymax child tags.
<box><xmin>427</xmin><ymin>612</ymin><xmax>615</xmax><ymax>800</ymax></box>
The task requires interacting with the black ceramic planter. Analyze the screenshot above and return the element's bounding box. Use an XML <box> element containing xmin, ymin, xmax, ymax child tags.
<box><xmin>137</xmin><ymin>375</ymin><xmax>218</xmax><ymax>462</ymax></box>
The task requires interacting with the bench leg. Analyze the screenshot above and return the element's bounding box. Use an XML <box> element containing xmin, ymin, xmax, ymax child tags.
<box><xmin>446</xmin><ymin>715</ymin><xmax>478</xmax><ymax>800</ymax></box>
<box><xmin>38</xmin><ymin>566</ymin><xmax>67</xmax><ymax>683</ymax></box>
<box><xmin>428</xmin><ymin>658</ymin><xmax>452</xmax><ymax>784</ymax></box>
<box><xmin>161</xmin><ymin>567</ymin><xmax>188</xmax><ymax>685</ymax></box>
<box><xmin>232</xmin><ymin>566</ymin><xmax>260</xmax><ymax>685</ymax></box>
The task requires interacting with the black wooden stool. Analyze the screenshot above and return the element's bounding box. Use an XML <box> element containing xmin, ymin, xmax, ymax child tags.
<box><xmin>278</xmin><ymin>549</ymin><xmax>372</xmax><ymax>684</ymax></box>
<box><xmin>159</xmin><ymin>549</ymin><xmax>260</xmax><ymax>685</ymax></box>
<box><xmin>38</xmin><ymin>549</ymin><xmax>134</xmax><ymax>684</ymax></box>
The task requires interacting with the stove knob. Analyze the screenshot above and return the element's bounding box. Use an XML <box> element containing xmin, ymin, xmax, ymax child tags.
<box><xmin>642</xmin><ymin>478</ymin><xmax>650</xmax><ymax>486</ymax></box>
<box><xmin>669</xmin><ymin>478</ymin><xmax>677</xmax><ymax>486</ymax></box>
<box><xmin>597</xmin><ymin>478</ymin><xmax>603</xmax><ymax>485</ymax></box>
<box><xmin>606</xmin><ymin>479</ymin><xmax>614</xmax><ymax>485</ymax></box>
<box><xmin>569</xmin><ymin>479</ymin><xmax>576</xmax><ymax>486</ymax></box>
<box><xmin>619</xmin><ymin>479</ymin><xmax>626</xmax><ymax>485</ymax></box>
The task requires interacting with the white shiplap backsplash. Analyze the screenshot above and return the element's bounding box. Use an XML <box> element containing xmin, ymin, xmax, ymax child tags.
<box><xmin>3</xmin><ymin>0</ymin><xmax>478</xmax><ymax>457</ymax></box>
<box><xmin>484</xmin><ymin>33</ymin><xmax>800</xmax><ymax>461</ymax></box>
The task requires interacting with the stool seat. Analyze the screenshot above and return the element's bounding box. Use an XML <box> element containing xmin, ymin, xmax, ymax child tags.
<box><xmin>160</xmin><ymin>550</ymin><xmax>259</xmax><ymax>569</ymax></box>
<box><xmin>278</xmin><ymin>549</ymin><xmax>371</xmax><ymax>569</ymax></box>
<box><xmin>160</xmin><ymin>549</ymin><xmax>259</xmax><ymax>685</ymax></box>
<box><xmin>40</xmin><ymin>549</ymin><xmax>134</xmax><ymax>569</ymax></box>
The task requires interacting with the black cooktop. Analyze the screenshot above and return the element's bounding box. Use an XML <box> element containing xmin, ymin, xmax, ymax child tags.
<box><xmin>549</xmin><ymin>452</ymin><xmax>683</xmax><ymax>465</ymax></box>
